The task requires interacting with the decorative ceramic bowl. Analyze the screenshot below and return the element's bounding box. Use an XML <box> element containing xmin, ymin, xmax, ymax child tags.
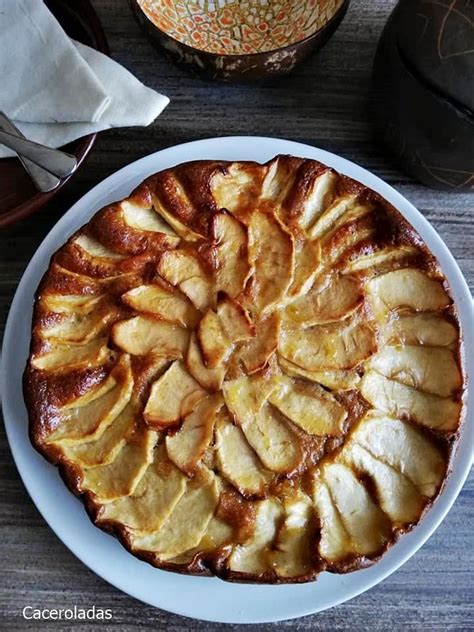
<box><xmin>130</xmin><ymin>0</ymin><xmax>350</xmax><ymax>81</ymax></box>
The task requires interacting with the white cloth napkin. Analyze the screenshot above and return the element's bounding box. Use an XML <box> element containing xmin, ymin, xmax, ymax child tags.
<box><xmin>0</xmin><ymin>0</ymin><xmax>169</xmax><ymax>158</ymax></box>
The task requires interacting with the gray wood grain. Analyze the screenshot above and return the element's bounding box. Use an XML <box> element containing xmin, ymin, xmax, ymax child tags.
<box><xmin>0</xmin><ymin>0</ymin><xmax>472</xmax><ymax>629</ymax></box>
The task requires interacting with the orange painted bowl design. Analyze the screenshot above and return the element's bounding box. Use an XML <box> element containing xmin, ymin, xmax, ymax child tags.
<box><xmin>130</xmin><ymin>0</ymin><xmax>350</xmax><ymax>80</ymax></box>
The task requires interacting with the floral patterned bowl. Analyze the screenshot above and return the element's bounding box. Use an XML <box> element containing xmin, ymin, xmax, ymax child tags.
<box><xmin>130</xmin><ymin>0</ymin><xmax>350</xmax><ymax>80</ymax></box>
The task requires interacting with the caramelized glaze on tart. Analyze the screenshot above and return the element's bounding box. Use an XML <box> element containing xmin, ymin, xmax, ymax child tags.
<box><xmin>24</xmin><ymin>156</ymin><xmax>465</xmax><ymax>582</ymax></box>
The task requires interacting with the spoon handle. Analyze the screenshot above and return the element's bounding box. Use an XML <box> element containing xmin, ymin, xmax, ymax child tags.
<box><xmin>0</xmin><ymin>126</ymin><xmax>77</xmax><ymax>179</ymax></box>
<box><xmin>0</xmin><ymin>113</ymin><xmax>61</xmax><ymax>193</ymax></box>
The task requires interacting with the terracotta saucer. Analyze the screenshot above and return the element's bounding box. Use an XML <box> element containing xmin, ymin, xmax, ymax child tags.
<box><xmin>0</xmin><ymin>0</ymin><xmax>109</xmax><ymax>228</ymax></box>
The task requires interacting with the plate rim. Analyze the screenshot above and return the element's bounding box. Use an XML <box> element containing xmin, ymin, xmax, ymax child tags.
<box><xmin>1</xmin><ymin>136</ymin><xmax>473</xmax><ymax>624</ymax></box>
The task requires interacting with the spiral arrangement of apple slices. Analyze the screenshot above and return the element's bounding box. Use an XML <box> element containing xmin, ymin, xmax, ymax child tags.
<box><xmin>24</xmin><ymin>156</ymin><xmax>464</xmax><ymax>582</ymax></box>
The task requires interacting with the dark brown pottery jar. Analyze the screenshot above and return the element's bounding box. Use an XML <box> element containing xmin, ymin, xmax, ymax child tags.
<box><xmin>372</xmin><ymin>0</ymin><xmax>474</xmax><ymax>191</ymax></box>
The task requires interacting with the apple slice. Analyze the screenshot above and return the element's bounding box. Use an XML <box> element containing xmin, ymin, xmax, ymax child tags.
<box><xmin>350</xmin><ymin>413</ymin><xmax>445</xmax><ymax>497</ymax></box>
<box><xmin>61</xmin><ymin>233</ymin><xmax>127</xmax><ymax>277</ymax></box>
<box><xmin>215</xmin><ymin>410</ymin><xmax>271</xmax><ymax>497</ymax></box>
<box><xmin>74</xmin><ymin>234</ymin><xmax>126</xmax><ymax>261</ymax></box>
<box><xmin>56</xmin><ymin>234</ymin><xmax>127</xmax><ymax>278</ymax></box>
<box><xmin>228</xmin><ymin>498</ymin><xmax>283</xmax><ymax>575</ymax></box>
<box><xmin>121</xmin><ymin>284</ymin><xmax>200</xmax><ymax>329</ymax></box>
<box><xmin>121</xmin><ymin>199</ymin><xmax>179</xmax><ymax>237</ymax></box>
<box><xmin>112</xmin><ymin>316</ymin><xmax>188</xmax><ymax>357</ymax></box>
<box><xmin>240</xmin><ymin>404</ymin><xmax>303</xmax><ymax>474</ymax></box>
<box><xmin>186</xmin><ymin>333</ymin><xmax>226</xmax><ymax>391</ymax></box>
<box><xmin>212</xmin><ymin>212</ymin><xmax>251</xmax><ymax>299</ymax></box>
<box><xmin>278</xmin><ymin>356</ymin><xmax>361</xmax><ymax>390</ymax></box>
<box><xmin>238</xmin><ymin>311</ymin><xmax>279</xmax><ymax>374</ymax></box>
<box><xmin>197</xmin><ymin>309</ymin><xmax>231</xmax><ymax>368</ymax></box>
<box><xmin>223</xmin><ymin>373</ymin><xmax>302</xmax><ymax>474</ymax></box>
<box><xmin>89</xmin><ymin>195</ymin><xmax>180</xmax><ymax>256</ymax></box>
<box><xmin>223</xmin><ymin>373</ymin><xmax>280</xmax><ymax>426</ymax></box>
<box><xmin>166</xmin><ymin>516</ymin><xmax>234</xmax><ymax>565</ymax></box>
<box><xmin>216</xmin><ymin>297</ymin><xmax>254</xmax><ymax>342</ymax></box>
<box><xmin>98</xmin><ymin>445</ymin><xmax>187</xmax><ymax>531</ymax></box>
<box><xmin>166</xmin><ymin>395</ymin><xmax>223</xmax><ymax>475</ymax></box>
<box><xmin>144</xmin><ymin>360</ymin><xmax>205</xmax><ymax>428</ymax></box>
<box><xmin>245</xmin><ymin>211</ymin><xmax>294</xmax><ymax>312</ymax></box>
<box><xmin>366</xmin><ymin>268</ymin><xmax>451</xmax><ymax>320</ymax></box>
<box><xmin>288</xmin><ymin>238</ymin><xmax>321</xmax><ymax>298</ymax></box>
<box><xmin>380</xmin><ymin>313</ymin><xmax>458</xmax><ymax>347</ymax></box>
<box><xmin>260</xmin><ymin>156</ymin><xmax>298</xmax><ymax>204</ymax></box>
<box><xmin>210</xmin><ymin>161</ymin><xmax>263</xmax><ymax>216</ymax></box>
<box><xmin>42</xmin><ymin>293</ymin><xmax>104</xmax><ymax>315</ymax></box>
<box><xmin>269</xmin><ymin>376</ymin><xmax>347</xmax><ymax>436</ymax></box>
<box><xmin>150</xmin><ymin>191</ymin><xmax>203</xmax><ymax>242</ymax></box>
<box><xmin>42</xmin><ymin>263</ymin><xmax>103</xmax><ymax>298</ymax></box>
<box><xmin>131</xmin><ymin>351</ymin><xmax>175</xmax><ymax>405</ymax></box>
<box><xmin>319</xmin><ymin>219</ymin><xmax>374</xmax><ymax>267</ymax></box>
<box><xmin>47</xmin><ymin>356</ymin><xmax>133</xmax><ymax>445</ymax></box>
<box><xmin>81</xmin><ymin>426</ymin><xmax>157</xmax><ymax>502</ymax></box>
<box><xmin>342</xmin><ymin>443</ymin><xmax>424</xmax><ymax>525</ymax></box>
<box><xmin>270</xmin><ymin>491</ymin><xmax>316</xmax><ymax>578</ymax></box>
<box><xmin>344</xmin><ymin>246</ymin><xmax>418</xmax><ymax>273</ymax></box>
<box><xmin>197</xmin><ymin>516</ymin><xmax>234</xmax><ymax>551</ymax></box>
<box><xmin>279</xmin><ymin>315</ymin><xmax>377</xmax><ymax>371</ymax></box>
<box><xmin>157</xmin><ymin>249</ymin><xmax>213</xmax><ymax>311</ymax></box>
<box><xmin>31</xmin><ymin>337</ymin><xmax>110</xmax><ymax>372</ymax></box>
<box><xmin>41</xmin><ymin>304</ymin><xmax>117</xmax><ymax>344</ymax></box>
<box><xmin>296</xmin><ymin>169</ymin><xmax>338</xmax><ymax>233</ymax></box>
<box><xmin>321</xmin><ymin>462</ymin><xmax>390</xmax><ymax>556</ymax></box>
<box><xmin>307</xmin><ymin>194</ymin><xmax>369</xmax><ymax>240</ymax></box>
<box><xmin>61</xmin><ymin>403</ymin><xmax>136</xmax><ymax>467</ymax></box>
<box><xmin>313</xmin><ymin>479</ymin><xmax>350</xmax><ymax>562</ymax></box>
<box><xmin>285</xmin><ymin>274</ymin><xmax>362</xmax><ymax>326</ymax></box>
<box><xmin>360</xmin><ymin>371</ymin><xmax>461</xmax><ymax>431</ymax></box>
<box><xmin>196</xmin><ymin>298</ymin><xmax>254</xmax><ymax>371</ymax></box>
<box><xmin>129</xmin><ymin>469</ymin><xmax>220</xmax><ymax>560</ymax></box>
<box><xmin>368</xmin><ymin>345</ymin><xmax>462</xmax><ymax>397</ymax></box>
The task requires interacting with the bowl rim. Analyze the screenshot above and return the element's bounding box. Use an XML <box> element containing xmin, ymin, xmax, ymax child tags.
<box><xmin>0</xmin><ymin>0</ymin><xmax>110</xmax><ymax>229</ymax></box>
<box><xmin>0</xmin><ymin>132</ymin><xmax>97</xmax><ymax>228</ymax></box>
<box><xmin>132</xmin><ymin>0</ymin><xmax>350</xmax><ymax>60</ymax></box>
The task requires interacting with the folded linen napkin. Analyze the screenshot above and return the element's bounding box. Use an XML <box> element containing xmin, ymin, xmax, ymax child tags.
<box><xmin>0</xmin><ymin>0</ymin><xmax>169</xmax><ymax>158</ymax></box>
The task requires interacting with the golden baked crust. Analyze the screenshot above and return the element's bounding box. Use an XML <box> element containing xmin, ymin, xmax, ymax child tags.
<box><xmin>24</xmin><ymin>156</ymin><xmax>465</xmax><ymax>583</ymax></box>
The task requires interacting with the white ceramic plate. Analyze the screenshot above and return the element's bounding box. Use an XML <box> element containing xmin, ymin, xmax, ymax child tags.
<box><xmin>2</xmin><ymin>137</ymin><xmax>473</xmax><ymax>624</ymax></box>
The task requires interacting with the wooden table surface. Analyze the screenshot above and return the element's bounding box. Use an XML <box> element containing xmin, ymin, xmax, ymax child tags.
<box><xmin>1</xmin><ymin>0</ymin><xmax>472</xmax><ymax>629</ymax></box>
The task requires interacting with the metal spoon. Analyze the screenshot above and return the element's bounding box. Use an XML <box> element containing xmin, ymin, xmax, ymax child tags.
<box><xmin>0</xmin><ymin>118</ymin><xmax>77</xmax><ymax>179</ymax></box>
<box><xmin>0</xmin><ymin>113</ymin><xmax>60</xmax><ymax>192</ymax></box>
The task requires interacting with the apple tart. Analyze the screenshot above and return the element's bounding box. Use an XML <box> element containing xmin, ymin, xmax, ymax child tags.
<box><xmin>24</xmin><ymin>156</ymin><xmax>465</xmax><ymax>583</ymax></box>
